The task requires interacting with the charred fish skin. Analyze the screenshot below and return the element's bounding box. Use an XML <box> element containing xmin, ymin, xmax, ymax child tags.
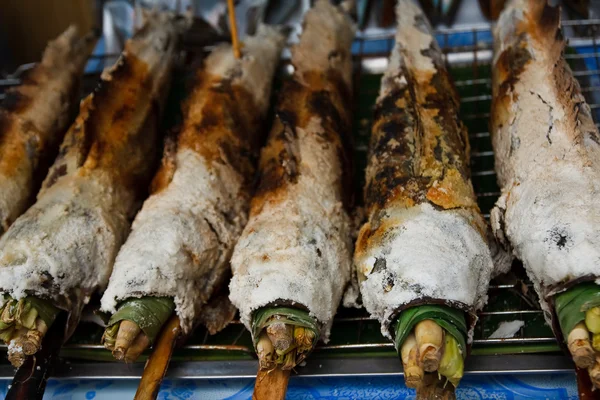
<box><xmin>0</xmin><ymin>27</ymin><xmax>94</xmax><ymax>235</ymax></box>
<box><xmin>0</xmin><ymin>13</ymin><xmax>188</xmax><ymax>339</ymax></box>
<box><xmin>354</xmin><ymin>0</ymin><xmax>495</xmax><ymax>340</ymax></box>
<box><xmin>229</xmin><ymin>0</ymin><xmax>355</xmax><ymax>341</ymax></box>
<box><xmin>100</xmin><ymin>26</ymin><xmax>287</xmax><ymax>335</ymax></box>
<box><xmin>490</xmin><ymin>1</ymin><xmax>600</xmax><ymax>320</ymax></box>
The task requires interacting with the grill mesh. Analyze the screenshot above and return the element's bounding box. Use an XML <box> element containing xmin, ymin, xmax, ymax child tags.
<box><xmin>2</xmin><ymin>19</ymin><xmax>599</xmax><ymax>362</ymax></box>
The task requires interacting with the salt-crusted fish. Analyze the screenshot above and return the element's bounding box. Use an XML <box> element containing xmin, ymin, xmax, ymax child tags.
<box><xmin>354</xmin><ymin>0</ymin><xmax>496</xmax><ymax>388</ymax></box>
<box><xmin>0</xmin><ymin>26</ymin><xmax>94</xmax><ymax>235</ymax></box>
<box><xmin>99</xmin><ymin>26</ymin><xmax>286</xmax><ymax>362</ymax></box>
<box><xmin>229</xmin><ymin>0</ymin><xmax>355</xmax><ymax>370</ymax></box>
<box><xmin>0</xmin><ymin>12</ymin><xmax>188</xmax><ymax>367</ymax></box>
<box><xmin>490</xmin><ymin>0</ymin><xmax>600</xmax><ymax>386</ymax></box>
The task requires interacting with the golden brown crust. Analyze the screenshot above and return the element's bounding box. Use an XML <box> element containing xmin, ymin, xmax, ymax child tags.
<box><xmin>176</xmin><ymin>69</ymin><xmax>264</xmax><ymax>189</ymax></box>
<box><xmin>365</xmin><ymin>55</ymin><xmax>476</xmax><ymax>214</ymax></box>
<box><xmin>43</xmin><ymin>53</ymin><xmax>161</xmax><ymax>204</ymax></box>
<box><xmin>0</xmin><ymin>28</ymin><xmax>93</xmax><ymax>232</ymax></box>
<box><xmin>251</xmin><ymin>70</ymin><xmax>353</xmax><ymax>215</ymax></box>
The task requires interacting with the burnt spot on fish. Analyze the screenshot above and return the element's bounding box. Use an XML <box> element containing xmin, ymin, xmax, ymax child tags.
<box><xmin>44</xmin><ymin>164</ymin><xmax>67</xmax><ymax>189</ymax></box>
<box><xmin>383</xmin><ymin>271</ymin><xmax>395</xmax><ymax>292</ymax></box>
<box><xmin>545</xmin><ymin>226</ymin><xmax>573</xmax><ymax>251</ymax></box>
<box><xmin>252</xmin><ymin>68</ymin><xmax>353</xmax><ymax>211</ymax></box>
<box><xmin>177</xmin><ymin>69</ymin><xmax>265</xmax><ymax>190</ymax></box>
<box><xmin>496</xmin><ymin>40</ymin><xmax>532</xmax><ymax>98</ymax></box>
<box><xmin>372</xmin><ymin>257</ymin><xmax>387</xmax><ymax>274</ymax></box>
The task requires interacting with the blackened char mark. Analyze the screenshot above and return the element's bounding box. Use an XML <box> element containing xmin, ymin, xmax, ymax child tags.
<box><xmin>366</xmin><ymin>81</ymin><xmax>421</xmax><ymax>210</ymax></box>
<box><xmin>44</xmin><ymin>164</ymin><xmax>67</xmax><ymax>189</ymax></box>
<box><xmin>495</xmin><ymin>38</ymin><xmax>532</xmax><ymax>99</ymax></box>
<box><xmin>307</xmin><ymin>85</ymin><xmax>353</xmax><ymax>209</ymax></box>
<box><xmin>425</xmin><ymin>69</ymin><xmax>471</xmax><ymax>179</ymax></box>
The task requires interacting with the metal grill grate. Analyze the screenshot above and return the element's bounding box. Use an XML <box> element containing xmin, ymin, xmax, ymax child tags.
<box><xmin>1</xmin><ymin>18</ymin><xmax>599</xmax><ymax>370</ymax></box>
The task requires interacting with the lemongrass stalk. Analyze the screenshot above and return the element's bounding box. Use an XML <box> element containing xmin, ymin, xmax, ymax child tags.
<box><xmin>22</xmin><ymin>318</ymin><xmax>48</xmax><ymax>355</ymax></box>
<box><xmin>415</xmin><ymin>320</ymin><xmax>444</xmax><ymax>372</ymax></box>
<box><xmin>7</xmin><ymin>329</ymin><xmax>28</xmax><ymax>367</ymax></box>
<box><xmin>102</xmin><ymin>323</ymin><xmax>119</xmax><ymax>351</ymax></box>
<box><xmin>20</xmin><ymin>308</ymin><xmax>38</xmax><ymax>330</ymax></box>
<box><xmin>589</xmin><ymin>355</ymin><xmax>600</xmax><ymax>388</ymax></box>
<box><xmin>593</xmin><ymin>333</ymin><xmax>600</xmax><ymax>352</ymax></box>
<box><xmin>586</xmin><ymin>307</ymin><xmax>600</xmax><ymax>334</ymax></box>
<box><xmin>257</xmin><ymin>332</ymin><xmax>275</xmax><ymax>370</ymax></box>
<box><xmin>124</xmin><ymin>332</ymin><xmax>150</xmax><ymax>363</ymax></box>
<box><xmin>400</xmin><ymin>333</ymin><xmax>424</xmax><ymax>388</ymax></box>
<box><xmin>438</xmin><ymin>334</ymin><xmax>464</xmax><ymax>386</ymax></box>
<box><xmin>267</xmin><ymin>322</ymin><xmax>293</xmax><ymax>352</ymax></box>
<box><xmin>281</xmin><ymin>348</ymin><xmax>297</xmax><ymax>370</ymax></box>
<box><xmin>113</xmin><ymin>320</ymin><xmax>141</xmax><ymax>360</ymax></box>
<box><xmin>568</xmin><ymin>322</ymin><xmax>595</xmax><ymax>368</ymax></box>
<box><xmin>0</xmin><ymin>327</ymin><xmax>15</xmax><ymax>342</ymax></box>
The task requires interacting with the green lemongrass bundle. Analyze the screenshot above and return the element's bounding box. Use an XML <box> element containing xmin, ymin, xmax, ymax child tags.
<box><xmin>102</xmin><ymin>297</ymin><xmax>174</xmax><ymax>362</ymax></box>
<box><xmin>0</xmin><ymin>296</ymin><xmax>60</xmax><ymax>366</ymax></box>
<box><xmin>395</xmin><ymin>305</ymin><xmax>467</xmax><ymax>388</ymax></box>
<box><xmin>252</xmin><ymin>307</ymin><xmax>320</xmax><ymax>370</ymax></box>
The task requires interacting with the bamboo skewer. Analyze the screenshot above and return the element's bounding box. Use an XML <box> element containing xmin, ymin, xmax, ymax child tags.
<box><xmin>577</xmin><ymin>366</ymin><xmax>600</xmax><ymax>400</ymax></box>
<box><xmin>416</xmin><ymin>373</ymin><xmax>456</xmax><ymax>400</ymax></box>
<box><xmin>253</xmin><ymin>367</ymin><xmax>291</xmax><ymax>400</ymax></box>
<box><xmin>6</xmin><ymin>313</ymin><xmax>66</xmax><ymax>400</ymax></box>
<box><xmin>226</xmin><ymin>0</ymin><xmax>241</xmax><ymax>59</ymax></box>
<box><xmin>134</xmin><ymin>315</ymin><xmax>181</xmax><ymax>400</ymax></box>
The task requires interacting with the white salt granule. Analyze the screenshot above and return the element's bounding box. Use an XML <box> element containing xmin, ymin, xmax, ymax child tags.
<box><xmin>489</xmin><ymin>320</ymin><xmax>525</xmax><ymax>339</ymax></box>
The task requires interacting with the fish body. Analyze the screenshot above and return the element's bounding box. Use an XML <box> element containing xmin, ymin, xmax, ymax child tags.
<box><xmin>0</xmin><ymin>13</ymin><xmax>188</xmax><ymax>338</ymax></box>
<box><xmin>355</xmin><ymin>0</ymin><xmax>495</xmax><ymax>340</ymax></box>
<box><xmin>490</xmin><ymin>0</ymin><xmax>600</xmax><ymax>332</ymax></box>
<box><xmin>229</xmin><ymin>0</ymin><xmax>356</xmax><ymax>341</ymax></box>
<box><xmin>100</xmin><ymin>26</ymin><xmax>286</xmax><ymax>335</ymax></box>
<box><xmin>0</xmin><ymin>27</ymin><xmax>94</xmax><ymax>235</ymax></box>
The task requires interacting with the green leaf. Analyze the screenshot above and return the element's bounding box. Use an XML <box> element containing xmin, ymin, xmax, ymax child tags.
<box><xmin>107</xmin><ymin>297</ymin><xmax>175</xmax><ymax>343</ymax></box>
<box><xmin>251</xmin><ymin>307</ymin><xmax>319</xmax><ymax>349</ymax></box>
<box><xmin>555</xmin><ymin>282</ymin><xmax>600</xmax><ymax>341</ymax></box>
<box><xmin>25</xmin><ymin>297</ymin><xmax>60</xmax><ymax>328</ymax></box>
<box><xmin>394</xmin><ymin>305</ymin><xmax>467</xmax><ymax>359</ymax></box>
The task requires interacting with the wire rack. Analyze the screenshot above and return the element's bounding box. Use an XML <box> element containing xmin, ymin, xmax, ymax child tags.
<box><xmin>2</xmin><ymin>19</ymin><xmax>600</xmax><ymax>375</ymax></box>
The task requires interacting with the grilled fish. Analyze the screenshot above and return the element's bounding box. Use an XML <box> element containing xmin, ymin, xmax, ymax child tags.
<box><xmin>354</xmin><ymin>0</ymin><xmax>496</xmax><ymax>341</ymax></box>
<box><xmin>0</xmin><ymin>12</ymin><xmax>188</xmax><ymax>339</ymax></box>
<box><xmin>0</xmin><ymin>27</ymin><xmax>94</xmax><ymax>235</ymax></box>
<box><xmin>490</xmin><ymin>0</ymin><xmax>600</xmax><ymax>339</ymax></box>
<box><xmin>100</xmin><ymin>26</ymin><xmax>286</xmax><ymax>335</ymax></box>
<box><xmin>229</xmin><ymin>0</ymin><xmax>356</xmax><ymax>342</ymax></box>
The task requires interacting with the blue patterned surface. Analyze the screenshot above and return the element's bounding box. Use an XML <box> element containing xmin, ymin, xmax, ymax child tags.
<box><xmin>0</xmin><ymin>373</ymin><xmax>578</xmax><ymax>399</ymax></box>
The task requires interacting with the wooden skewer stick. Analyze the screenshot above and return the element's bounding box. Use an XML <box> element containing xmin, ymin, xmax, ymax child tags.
<box><xmin>6</xmin><ymin>313</ymin><xmax>66</xmax><ymax>400</ymax></box>
<box><xmin>134</xmin><ymin>315</ymin><xmax>181</xmax><ymax>400</ymax></box>
<box><xmin>226</xmin><ymin>0</ymin><xmax>242</xmax><ymax>59</ymax></box>
<box><xmin>416</xmin><ymin>373</ymin><xmax>456</xmax><ymax>400</ymax></box>
<box><xmin>253</xmin><ymin>367</ymin><xmax>291</xmax><ymax>400</ymax></box>
<box><xmin>576</xmin><ymin>367</ymin><xmax>600</xmax><ymax>399</ymax></box>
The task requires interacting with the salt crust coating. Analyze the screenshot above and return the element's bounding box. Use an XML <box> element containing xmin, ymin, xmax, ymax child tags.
<box><xmin>359</xmin><ymin>204</ymin><xmax>493</xmax><ymax>340</ymax></box>
<box><xmin>100</xmin><ymin>27</ymin><xmax>286</xmax><ymax>334</ymax></box>
<box><xmin>0</xmin><ymin>13</ymin><xmax>185</xmax><ymax>338</ymax></box>
<box><xmin>229</xmin><ymin>0</ymin><xmax>356</xmax><ymax>342</ymax></box>
<box><xmin>356</xmin><ymin>0</ymin><xmax>495</xmax><ymax>340</ymax></box>
<box><xmin>490</xmin><ymin>0</ymin><xmax>600</xmax><ymax>321</ymax></box>
<box><xmin>229</xmin><ymin>118</ymin><xmax>353</xmax><ymax>341</ymax></box>
<box><xmin>0</xmin><ymin>27</ymin><xmax>92</xmax><ymax>234</ymax></box>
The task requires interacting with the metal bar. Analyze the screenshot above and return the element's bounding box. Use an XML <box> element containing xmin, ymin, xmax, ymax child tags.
<box><xmin>0</xmin><ymin>355</ymin><xmax>574</xmax><ymax>380</ymax></box>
